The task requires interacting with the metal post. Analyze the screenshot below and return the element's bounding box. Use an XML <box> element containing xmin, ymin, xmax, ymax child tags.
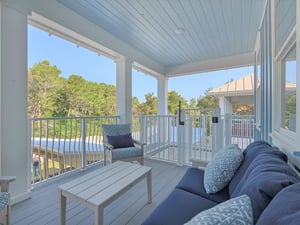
<box><xmin>81</xmin><ymin>118</ymin><xmax>86</xmax><ymax>170</ymax></box>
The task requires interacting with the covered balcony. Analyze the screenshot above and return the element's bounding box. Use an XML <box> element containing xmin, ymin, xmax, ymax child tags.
<box><xmin>1</xmin><ymin>0</ymin><xmax>300</xmax><ymax>224</ymax></box>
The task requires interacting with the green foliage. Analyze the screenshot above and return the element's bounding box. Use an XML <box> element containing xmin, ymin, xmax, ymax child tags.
<box><xmin>196</xmin><ymin>95</ymin><xmax>218</xmax><ymax>109</ymax></box>
<box><xmin>28</xmin><ymin>60</ymin><xmax>64</xmax><ymax>117</ymax></box>
<box><xmin>141</xmin><ymin>93</ymin><xmax>157</xmax><ymax>114</ymax></box>
<box><xmin>168</xmin><ymin>91</ymin><xmax>188</xmax><ymax>115</ymax></box>
<box><xmin>28</xmin><ymin>61</ymin><xmax>117</xmax><ymax>118</ymax></box>
<box><xmin>29</xmin><ymin>60</ymin><xmax>258</xmax><ymax>119</ymax></box>
<box><xmin>285</xmin><ymin>93</ymin><xmax>296</xmax><ymax>115</ymax></box>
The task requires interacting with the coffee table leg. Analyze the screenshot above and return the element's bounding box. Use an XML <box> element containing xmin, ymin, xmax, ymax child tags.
<box><xmin>96</xmin><ymin>206</ymin><xmax>104</xmax><ymax>225</ymax></box>
<box><xmin>147</xmin><ymin>170</ymin><xmax>152</xmax><ymax>203</ymax></box>
<box><xmin>60</xmin><ymin>191</ymin><xmax>66</xmax><ymax>225</ymax></box>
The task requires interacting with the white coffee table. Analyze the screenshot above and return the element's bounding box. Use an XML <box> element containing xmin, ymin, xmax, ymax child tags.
<box><xmin>59</xmin><ymin>161</ymin><xmax>152</xmax><ymax>225</ymax></box>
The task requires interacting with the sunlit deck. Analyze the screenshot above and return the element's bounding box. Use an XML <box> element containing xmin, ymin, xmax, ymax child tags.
<box><xmin>11</xmin><ymin>158</ymin><xmax>188</xmax><ymax>225</ymax></box>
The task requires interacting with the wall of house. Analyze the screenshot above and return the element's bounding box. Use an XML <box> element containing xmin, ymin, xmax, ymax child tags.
<box><xmin>270</xmin><ymin>0</ymin><xmax>300</xmax><ymax>169</ymax></box>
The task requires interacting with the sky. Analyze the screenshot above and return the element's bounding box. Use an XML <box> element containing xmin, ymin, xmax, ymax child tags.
<box><xmin>28</xmin><ymin>25</ymin><xmax>254</xmax><ymax>103</ymax></box>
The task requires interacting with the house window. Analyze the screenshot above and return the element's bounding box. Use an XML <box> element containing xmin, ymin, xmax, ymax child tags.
<box><xmin>281</xmin><ymin>44</ymin><xmax>296</xmax><ymax>132</ymax></box>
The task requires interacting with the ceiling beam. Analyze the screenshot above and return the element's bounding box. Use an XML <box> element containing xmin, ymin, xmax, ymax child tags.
<box><xmin>166</xmin><ymin>52</ymin><xmax>255</xmax><ymax>77</ymax></box>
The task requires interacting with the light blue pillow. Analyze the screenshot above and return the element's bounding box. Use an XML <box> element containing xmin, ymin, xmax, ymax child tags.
<box><xmin>184</xmin><ymin>194</ymin><xmax>253</xmax><ymax>225</ymax></box>
<box><xmin>204</xmin><ymin>144</ymin><xmax>244</xmax><ymax>193</ymax></box>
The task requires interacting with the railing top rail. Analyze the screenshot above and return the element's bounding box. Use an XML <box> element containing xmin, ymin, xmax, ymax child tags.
<box><xmin>140</xmin><ymin>115</ymin><xmax>177</xmax><ymax>118</ymax></box>
<box><xmin>29</xmin><ymin>115</ymin><xmax>120</xmax><ymax>121</ymax></box>
<box><xmin>182</xmin><ymin>108</ymin><xmax>216</xmax><ymax>112</ymax></box>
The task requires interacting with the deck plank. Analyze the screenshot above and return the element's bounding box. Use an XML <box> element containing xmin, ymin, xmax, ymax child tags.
<box><xmin>11</xmin><ymin>159</ymin><xmax>187</xmax><ymax>225</ymax></box>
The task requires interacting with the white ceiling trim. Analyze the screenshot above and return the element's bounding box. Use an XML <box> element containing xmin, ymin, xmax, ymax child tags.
<box><xmin>132</xmin><ymin>62</ymin><xmax>165</xmax><ymax>79</ymax></box>
<box><xmin>166</xmin><ymin>52</ymin><xmax>255</xmax><ymax>77</ymax></box>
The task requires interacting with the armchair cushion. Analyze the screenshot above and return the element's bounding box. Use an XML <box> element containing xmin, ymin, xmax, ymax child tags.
<box><xmin>0</xmin><ymin>192</ymin><xmax>8</xmax><ymax>210</ymax></box>
<box><xmin>112</xmin><ymin>146</ymin><xmax>143</xmax><ymax>160</ymax></box>
<box><xmin>107</xmin><ymin>133</ymin><xmax>134</xmax><ymax>148</ymax></box>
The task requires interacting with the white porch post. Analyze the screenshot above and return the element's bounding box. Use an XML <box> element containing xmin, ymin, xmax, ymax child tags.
<box><xmin>157</xmin><ymin>77</ymin><xmax>168</xmax><ymax>115</ymax></box>
<box><xmin>219</xmin><ymin>96</ymin><xmax>233</xmax><ymax>115</ymax></box>
<box><xmin>116</xmin><ymin>57</ymin><xmax>132</xmax><ymax>123</ymax></box>
<box><xmin>0</xmin><ymin>4</ymin><xmax>31</xmax><ymax>203</ymax></box>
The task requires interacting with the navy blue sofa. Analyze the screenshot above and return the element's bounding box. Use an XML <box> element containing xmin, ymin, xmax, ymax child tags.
<box><xmin>142</xmin><ymin>141</ymin><xmax>300</xmax><ymax>225</ymax></box>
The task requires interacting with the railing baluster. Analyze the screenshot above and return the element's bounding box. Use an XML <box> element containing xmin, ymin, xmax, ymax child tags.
<box><xmin>81</xmin><ymin>118</ymin><xmax>86</xmax><ymax>170</ymax></box>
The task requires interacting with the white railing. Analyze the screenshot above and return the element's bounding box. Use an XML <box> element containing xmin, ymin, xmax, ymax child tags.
<box><xmin>29</xmin><ymin>113</ymin><xmax>255</xmax><ymax>185</ymax></box>
<box><xmin>139</xmin><ymin>115</ymin><xmax>178</xmax><ymax>163</ymax></box>
<box><xmin>30</xmin><ymin>116</ymin><xmax>119</xmax><ymax>185</ymax></box>
<box><xmin>223</xmin><ymin>114</ymin><xmax>255</xmax><ymax>150</ymax></box>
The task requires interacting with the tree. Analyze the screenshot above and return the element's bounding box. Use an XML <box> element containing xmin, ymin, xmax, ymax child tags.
<box><xmin>168</xmin><ymin>91</ymin><xmax>188</xmax><ymax>115</ymax></box>
<box><xmin>233</xmin><ymin>105</ymin><xmax>254</xmax><ymax>115</ymax></box>
<box><xmin>28</xmin><ymin>60</ymin><xmax>63</xmax><ymax>118</ymax></box>
<box><xmin>132</xmin><ymin>97</ymin><xmax>141</xmax><ymax>115</ymax></box>
<box><xmin>197</xmin><ymin>96</ymin><xmax>218</xmax><ymax>109</ymax></box>
<box><xmin>141</xmin><ymin>93</ymin><xmax>157</xmax><ymax>114</ymax></box>
<box><xmin>188</xmin><ymin>98</ymin><xmax>197</xmax><ymax>108</ymax></box>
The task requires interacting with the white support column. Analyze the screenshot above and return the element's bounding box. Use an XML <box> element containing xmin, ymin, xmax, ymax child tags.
<box><xmin>157</xmin><ymin>77</ymin><xmax>168</xmax><ymax>115</ymax></box>
<box><xmin>0</xmin><ymin>4</ymin><xmax>31</xmax><ymax>203</ymax></box>
<box><xmin>116</xmin><ymin>57</ymin><xmax>132</xmax><ymax>123</ymax></box>
<box><xmin>219</xmin><ymin>96</ymin><xmax>233</xmax><ymax>115</ymax></box>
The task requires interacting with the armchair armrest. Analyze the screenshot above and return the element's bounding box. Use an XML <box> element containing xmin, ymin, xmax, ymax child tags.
<box><xmin>133</xmin><ymin>139</ymin><xmax>146</xmax><ymax>147</ymax></box>
<box><xmin>103</xmin><ymin>142</ymin><xmax>114</xmax><ymax>150</ymax></box>
<box><xmin>0</xmin><ymin>176</ymin><xmax>16</xmax><ymax>192</ymax></box>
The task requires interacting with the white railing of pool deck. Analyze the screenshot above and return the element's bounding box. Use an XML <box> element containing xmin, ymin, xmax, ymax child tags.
<box><xmin>29</xmin><ymin>116</ymin><xmax>120</xmax><ymax>185</ymax></box>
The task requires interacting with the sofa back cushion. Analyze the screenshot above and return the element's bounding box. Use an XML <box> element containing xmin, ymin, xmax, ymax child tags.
<box><xmin>229</xmin><ymin>141</ymin><xmax>282</xmax><ymax>195</ymax></box>
<box><xmin>256</xmin><ymin>182</ymin><xmax>300</xmax><ymax>225</ymax></box>
<box><xmin>230</xmin><ymin>152</ymin><xmax>300</xmax><ymax>223</ymax></box>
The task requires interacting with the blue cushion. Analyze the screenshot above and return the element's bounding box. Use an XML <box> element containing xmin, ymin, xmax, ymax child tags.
<box><xmin>142</xmin><ymin>188</ymin><xmax>217</xmax><ymax>225</ymax></box>
<box><xmin>176</xmin><ymin>167</ymin><xmax>230</xmax><ymax>203</ymax></box>
<box><xmin>107</xmin><ymin>133</ymin><xmax>134</xmax><ymax>148</ymax></box>
<box><xmin>184</xmin><ymin>195</ymin><xmax>253</xmax><ymax>225</ymax></box>
<box><xmin>229</xmin><ymin>141</ymin><xmax>287</xmax><ymax>194</ymax></box>
<box><xmin>0</xmin><ymin>192</ymin><xmax>9</xmax><ymax>210</ymax></box>
<box><xmin>256</xmin><ymin>182</ymin><xmax>300</xmax><ymax>225</ymax></box>
<box><xmin>231</xmin><ymin>153</ymin><xmax>300</xmax><ymax>223</ymax></box>
<box><xmin>204</xmin><ymin>144</ymin><xmax>244</xmax><ymax>193</ymax></box>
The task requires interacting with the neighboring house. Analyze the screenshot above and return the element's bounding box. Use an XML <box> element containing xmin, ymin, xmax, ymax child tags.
<box><xmin>207</xmin><ymin>73</ymin><xmax>296</xmax><ymax>116</ymax></box>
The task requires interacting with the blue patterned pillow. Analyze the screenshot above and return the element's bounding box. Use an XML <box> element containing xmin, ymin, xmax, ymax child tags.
<box><xmin>204</xmin><ymin>144</ymin><xmax>244</xmax><ymax>193</ymax></box>
<box><xmin>184</xmin><ymin>195</ymin><xmax>253</xmax><ymax>225</ymax></box>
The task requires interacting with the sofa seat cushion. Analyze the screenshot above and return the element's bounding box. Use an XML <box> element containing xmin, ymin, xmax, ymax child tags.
<box><xmin>231</xmin><ymin>153</ymin><xmax>300</xmax><ymax>223</ymax></box>
<box><xmin>176</xmin><ymin>167</ymin><xmax>230</xmax><ymax>203</ymax></box>
<box><xmin>204</xmin><ymin>144</ymin><xmax>244</xmax><ymax>193</ymax></box>
<box><xmin>256</xmin><ymin>182</ymin><xmax>300</xmax><ymax>225</ymax></box>
<box><xmin>142</xmin><ymin>188</ymin><xmax>217</xmax><ymax>225</ymax></box>
<box><xmin>184</xmin><ymin>194</ymin><xmax>253</xmax><ymax>225</ymax></box>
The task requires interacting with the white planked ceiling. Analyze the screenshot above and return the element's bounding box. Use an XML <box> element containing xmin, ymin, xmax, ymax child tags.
<box><xmin>57</xmin><ymin>0</ymin><xmax>266</xmax><ymax>73</ymax></box>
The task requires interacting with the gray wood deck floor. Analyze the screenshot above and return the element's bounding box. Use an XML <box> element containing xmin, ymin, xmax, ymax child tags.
<box><xmin>11</xmin><ymin>159</ymin><xmax>188</xmax><ymax>225</ymax></box>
